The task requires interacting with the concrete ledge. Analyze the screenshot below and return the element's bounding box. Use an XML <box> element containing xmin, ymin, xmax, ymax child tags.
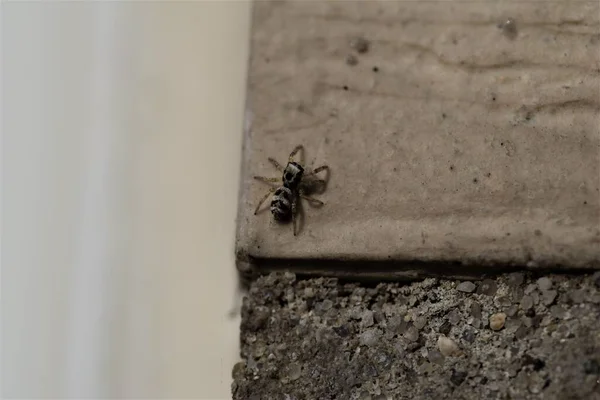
<box><xmin>236</xmin><ymin>1</ymin><xmax>600</xmax><ymax>278</ymax></box>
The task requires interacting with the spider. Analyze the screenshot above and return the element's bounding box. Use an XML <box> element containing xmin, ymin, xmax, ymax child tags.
<box><xmin>253</xmin><ymin>145</ymin><xmax>329</xmax><ymax>236</ymax></box>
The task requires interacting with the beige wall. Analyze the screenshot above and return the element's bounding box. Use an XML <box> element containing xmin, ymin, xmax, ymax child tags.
<box><xmin>2</xmin><ymin>2</ymin><xmax>251</xmax><ymax>398</ymax></box>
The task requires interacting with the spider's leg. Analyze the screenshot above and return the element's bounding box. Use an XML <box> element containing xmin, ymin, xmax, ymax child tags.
<box><xmin>309</xmin><ymin>179</ymin><xmax>328</xmax><ymax>193</ymax></box>
<box><xmin>268</xmin><ymin>158</ymin><xmax>284</xmax><ymax>171</ymax></box>
<box><xmin>307</xmin><ymin>165</ymin><xmax>329</xmax><ymax>176</ymax></box>
<box><xmin>254</xmin><ymin>187</ymin><xmax>276</xmax><ymax>215</ymax></box>
<box><xmin>292</xmin><ymin>196</ymin><xmax>298</xmax><ymax>236</ymax></box>
<box><xmin>302</xmin><ymin>164</ymin><xmax>329</xmax><ymax>194</ymax></box>
<box><xmin>253</xmin><ymin>176</ymin><xmax>280</xmax><ymax>186</ymax></box>
<box><xmin>300</xmin><ymin>194</ymin><xmax>324</xmax><ymax>207</ymax></box>
<box><xmin>288</xmin><ymin>145</ymin><xmax>304</xmax><ymax>164</ymax></box>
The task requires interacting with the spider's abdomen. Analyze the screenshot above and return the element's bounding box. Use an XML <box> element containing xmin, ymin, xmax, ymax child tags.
<box><xmin>270</xmin><ymin>186</ymin><xmax>293</xmax><ymax>221</ymax></box>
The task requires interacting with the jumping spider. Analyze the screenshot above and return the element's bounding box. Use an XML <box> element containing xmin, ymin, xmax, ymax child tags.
<box><xmin>253</xmin><ymin>145</ymin><xmax>329</xmax><ymax>236</ymax></box>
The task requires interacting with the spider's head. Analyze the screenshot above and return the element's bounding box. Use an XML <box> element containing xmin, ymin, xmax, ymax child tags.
<box><xmin>282</xmin><ymin>162</ymin><xmax>304</xmax><ymax>189</ymax></box>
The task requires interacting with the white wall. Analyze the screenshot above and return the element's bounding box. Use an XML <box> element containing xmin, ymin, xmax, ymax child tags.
<box><xmin>2</xmin><ymin>2</ymin><xmax>250</xmax><ymax>398</ymax></box>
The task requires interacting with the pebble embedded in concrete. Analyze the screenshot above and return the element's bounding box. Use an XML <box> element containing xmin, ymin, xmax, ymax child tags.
<box><xmin>489</xmin><ymin>313</ymin><xmax>506</xmax><ymax>331</ymax></box>
<box><xmin>541</xmin><ymin>290</ymin><xmax>558</xmax><ymax>306</ymax></box>
<box><xmin>361</xmin><ymin>310</ymin><xmax>374</xmax><ymax>328</ymax></box>
<box><xmin>520</xmin><ymin>295</ymin><xmax>534</xmax><ymax>310</ymax></box>
<box><xmin>457</xmin><ymin>281</ymin><xmax>477</xmax><ymax>293</ymax></box>
<box><xmin>536</xmin><ymin>277</ymin><xmax>553</xmax><ymax>291</ymax></box>
<box><xmin>404</xmin><ymin>325</ymin><xmax>419</xmax><ymax>342</ymax></box>
<box><xmin>478</xmin><ymin>279</ymin><xmax>498</xmax><ymax>296</ymax></box>
<box><xmin>447</xmin><ymin>309</ymin><xmax>461</xmax><ymax>325</ymax></box>
<box><xmin>438</xmin><ymin>336</ymin><xmax>461</xmax><ymax>357</ymax></box>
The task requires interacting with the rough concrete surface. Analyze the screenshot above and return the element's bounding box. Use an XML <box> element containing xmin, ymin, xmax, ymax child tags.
<box><xmin>232</xmin><ymin>272</ymin><xmax>600</xmax><ymax>400</ymax></box>
<box><xmin>236</xmin><ymin>1</ymin><xmax>600</xmax><ymax>276</ymax></box>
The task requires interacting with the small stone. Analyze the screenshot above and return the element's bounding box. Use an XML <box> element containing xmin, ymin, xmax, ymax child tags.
<box><xmin>428</xmin><ymin>349</ymin><xmax>445</xmax><ymax>365</ymax></box>
<box><xmin>253</xmin><ymin>341</ymin><xmax>267</xmax><ymax>358</ymax></box>
<box><xmin>541</xmin><ymin>289</ymin><xmax>558</xmax><ymax>306</ymax></box>
<box><xmin>511</xmin><ymin>286</ymin><xmax>525</xmax><ymax>302</ymax></box>
<box><xmin>350</xmin><ymin>36</ymin><xmax>370</xmax><ymax>53</ymax></box>
<box><xmin>439</xmin><ymin>320</ymin><xmax>452</xmax><ymax>335</ymax></box>
<box><xmin>447</xmin><ymin>309</ymin><xmax>460</xmax><ymax>325</ymax></box>
<box><xmin>520</xmin><ymin>295</ymin><xmax>534</xmax><ymax>310</ymax></box>
<box><xmin>389</xmin><ymin>316</ymin><xmax>408</xmax><ymax>334</ymax></box>
<box><xmin>360</xmin><ymin>328</ymin><xmax>381</xmax><ymax>346</ymax></box>
<box><xmin>373</xmin><ymin>395</ymin><xmax>387</xmax><ymax>400</ymax></box>
<box><xmin>569</xmin><ymin>289</ymin><xmax>587</xmax><ymax>303</ymax></box>
<box><xmin>361</xmin><ymin>310</ymin><xmax>375</xmax><ymax>328</ymax></box>
<box><xmin>550</xmin><ymin>305</ymin><xmax>566</xmax><ymax>319</ymax></box>
<box><xmin>404</xmin><ymin>325</ymin><xmax>419</xmax><ymax>342</ymax></box>
<box><xmin>524</xmin><ymin>284</ymin><xmax>537</xmax><ymax>295</ymax></box>
<box><xmin>531</xmin><ymin>291</ymin><xmax>540</xmax><ymax>305</ymax></box>
<box><xmin>522</xmin><ymin>317</ymin><xmax>533</xmax><ymax>328</ymax></box>
<box><xmin>497</xmin><ymin>296</ymin><xmax>512</xmax><ymax>307</ymax></box>
<box><xmin>406</xmin><ymin>339</ymin><xmax>424</xmax><ymax>353</ymax></box>
<box><xmin>450</xmin><ymin>369</ymin><xmax>468</xmax><ymax>386</ymax></box>
<box><xmin>414</xmin><ymin>316</ymin><xmax>427</xmax><ymax>330</ymax></box>
<box><xmin>470</xmin><ymin>302</ymin><xmax>482</xmax><ymax>319</ymax></box>
<box><xmin>462</xmin><ymin>328</ymin><xmax>476</xmax><ymax>343</ymax></box>
<box><xmin>504</xmin><ymin>318</ymin><xmax>521</xmax><ymax>334</ymax></box>
<box><xmin>507</xmin><ymin>364</ymin><xmax>520</xmax><ymax>378</ymax></box>
<box><xmin>408</xmin><ymin>296</ymin><xmax>419</xmax><ymax>307</ymax></box>
<box><xmin>427</xmin><ymin>291</ymin><xmax>440</xmax><ymax>303</ymax></box>
<box><xmin>536</xmin><ymin>277</ymin><xmax>553</xmax><ymax>291</ymax></box>
<box><xmin>287</xmin><ymin>363</ymin><xmax>302</xmax><ymax>381</ymax></box>
<box><xmin>438</xmin><ymin>336</ymin><xmax>461</xmax><ymax>357</ymax></box>
<box><xmin>489</xmin><ymin>313</ymin><xmax>506</xmax><ymax>331</ymax></box>
<box><xmin>457</xmin><ymin>281</ymin><xmax>477</xmax><ymax>293</ymax></box>
<box><xmin>283</xmin><ymin>271</ymin><xmax>296</xmax><ymax>282</ymax></box>
<box><xmin>508</xmin><ymin>272</ymin><xmax>525</xmax><ymax>287</ymax></box>
<box><xmin>477</xmin><ymin>279</ymin><xmax>498</xmax><ymax>296</ymax></box>
<box><xmin>232</xmin><ymin>361</ymin><xmax>246</xmax><ymax>380</ymax></box>
<box><xmin>506</xmin><ymin>304</ymin><xmax>519</xmax><ymax>317</ymax></box>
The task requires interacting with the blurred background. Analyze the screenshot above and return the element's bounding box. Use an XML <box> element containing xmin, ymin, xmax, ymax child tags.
<box><xmin>2</xmin><ymin>1</ymin><xmax>251</xmax><ymax>398</ymax></box>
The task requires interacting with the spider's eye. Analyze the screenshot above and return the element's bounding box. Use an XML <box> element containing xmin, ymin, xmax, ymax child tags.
<box><xmin>285</xmin><ymin>172</ymin><xmax>293</xmax><ymax>181</ymax></box>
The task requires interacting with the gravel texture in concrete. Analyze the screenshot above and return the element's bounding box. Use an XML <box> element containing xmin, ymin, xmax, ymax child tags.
<box><xmin>233</xmin><ymin>272</ymin><xmax>600</xmax><ymax>399</ymax></box>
